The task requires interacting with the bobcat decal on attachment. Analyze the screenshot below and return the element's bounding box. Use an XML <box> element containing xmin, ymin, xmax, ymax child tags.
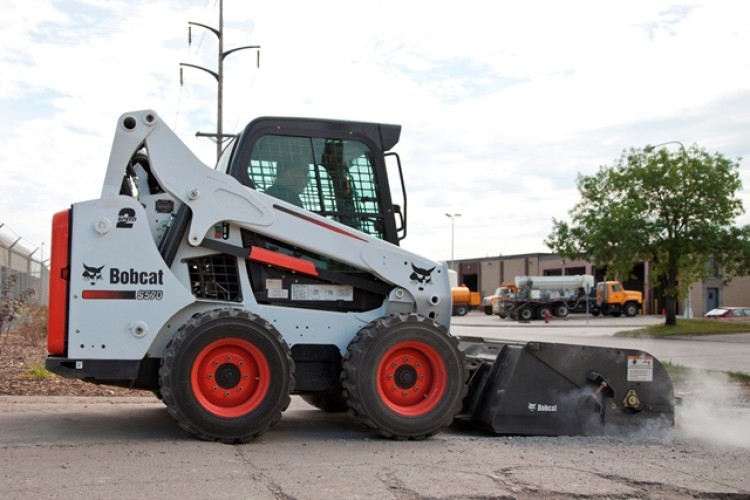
<box><xmin>82</xmin><ymin>264</ymin><xmax>105</xmax><ymax>285</ymax></box>
<box><xmin>410</xmin><ymin>263</ymin><xmax>435</xmax><ymax>291</ymax></box>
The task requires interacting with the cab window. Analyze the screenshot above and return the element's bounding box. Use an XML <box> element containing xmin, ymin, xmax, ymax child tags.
<box><xmin>247</xmin><ymin>135</ymin><xmax>385</xmax><ymax>240</ymax></box>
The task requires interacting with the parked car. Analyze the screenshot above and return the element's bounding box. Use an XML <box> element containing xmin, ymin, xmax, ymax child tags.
<box><xmin>703</xmin><ymin>307</ymin><xmax>750</xmax><ymax>319</ymax></box>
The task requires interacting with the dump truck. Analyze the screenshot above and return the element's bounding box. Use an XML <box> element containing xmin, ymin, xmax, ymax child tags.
<box><xmin>596</xmin><ymin>281</ymin><xmax>643</xmax><ymax>317</ymax></box>
<box><xmin>46</xmin><ymin>110</ymin><xmax>673</xmax><ymax>442</ymax></box>
<box><xmin>481</xmin><ymin>283</ymin><xmax>516</xmax><ymax>315</ymax></box>
<box><xmin>494</xmin><ymin>275</ymin><xmax>596</xmax><ymax>320</ymax></box>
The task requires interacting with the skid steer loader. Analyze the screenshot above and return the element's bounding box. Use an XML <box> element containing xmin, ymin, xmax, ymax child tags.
<box><xmin>46</xmin><ymin>110</ymin><xmax>674</xmax><ymax>442</ymax></box>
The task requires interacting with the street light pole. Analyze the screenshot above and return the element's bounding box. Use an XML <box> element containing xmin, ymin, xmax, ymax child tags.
<box><xmin>445</xmin><ymin>213</ymin><xmax>461</xmax><ymax>270</ymax></box>
<box><xmin>180</xmin><ymin>0</ymin><xmax>260</xmax><ymax>162</ymax></box>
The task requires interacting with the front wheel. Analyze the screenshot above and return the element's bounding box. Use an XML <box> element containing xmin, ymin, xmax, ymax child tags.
<box><xmin>160</xmin><ymin>309</ymin><xmax>294</xmax><ymax>443</ymax></box>
<box><xmin>341</xmin><ymin>314</ymin><xmax>467</xmax><ymax>440</ymax></box>
<box><xmin>624</xmin><ymin>302</ymin><xmax>639</xmax><ymax>317</ymax></box>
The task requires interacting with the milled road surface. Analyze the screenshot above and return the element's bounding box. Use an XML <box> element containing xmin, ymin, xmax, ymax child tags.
<box><xmin>1</xmin><ymin>396</ymin><xmax>748</xmax><ymax>499</ymax></box>
<box><xmin>1</xmin><ymin>314</ymin><xmax>749</xmax><ymax>499</ymax></box>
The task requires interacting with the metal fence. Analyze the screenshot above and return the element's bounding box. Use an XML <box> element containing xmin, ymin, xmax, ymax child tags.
<box><xmin>0</xmin><ymin>223</ymin><xmax>49</xmax><ymax>306</ymax></box>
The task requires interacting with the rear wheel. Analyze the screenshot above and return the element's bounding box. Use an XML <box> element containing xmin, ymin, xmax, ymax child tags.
<box><xmin>554</xmin><ymin>304</ymin><xmax>569</xmax><ymax>318</ymax></box>
<box><xmin>160</xmin><ymin>309</ymin><xmax>294</xmax><ymax>443</ymax></box>
<box><xmin>537</xmin><ymin>306</ymin><xmax>552</xmax><ymax>320</ymax></box>
<box><xmin>518</xmin><ymin>307</ymin><xmax>534</xmax><ymax>321</ymax></box>
<box><xmin>341</xmin><ymin>314</ymin><xmax>467</xmax><ymax>440</ymax></box>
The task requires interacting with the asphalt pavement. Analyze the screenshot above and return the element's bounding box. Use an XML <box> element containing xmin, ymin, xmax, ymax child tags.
<box><xmin>1</xmin><ymin>313</ymin><xmax>748</xmax><ymax>499</ymax></box>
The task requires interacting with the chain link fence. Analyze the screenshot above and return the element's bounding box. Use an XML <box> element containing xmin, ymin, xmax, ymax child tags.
<box><xmin>0</xmin><ymin>223</ymin><xmax>49</xmax><ymax>306</ymax></box>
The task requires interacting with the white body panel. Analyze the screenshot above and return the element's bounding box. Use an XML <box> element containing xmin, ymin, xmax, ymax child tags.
<box><xmin>514</xmin><ymin>275</ymin><xmax>594</xmax><ymax>290</ymax></box>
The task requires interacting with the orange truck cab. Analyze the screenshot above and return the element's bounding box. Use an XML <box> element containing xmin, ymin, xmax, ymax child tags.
<box><xmin>596</xmin><ymin>281</ymin><xmax>643</xmax><ymax>317</ymax></box>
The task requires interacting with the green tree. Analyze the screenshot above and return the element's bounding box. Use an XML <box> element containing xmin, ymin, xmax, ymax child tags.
<box><xmin>546</xmin><ymin>144</ymin><xmax>750</xmax><ymax>326</ymax></box>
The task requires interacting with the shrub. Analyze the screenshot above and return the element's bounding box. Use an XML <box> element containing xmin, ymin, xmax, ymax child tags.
<box><xmin>16</xmin><ymin>305</ymin><xmax>48</xmax><ymax>346</ymax></box>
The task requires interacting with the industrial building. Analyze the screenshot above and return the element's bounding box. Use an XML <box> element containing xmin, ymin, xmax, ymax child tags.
<box><xmin>451</xmin><ymin>253</ymin><xmax>750</xmax><ymax>317</ymax></box>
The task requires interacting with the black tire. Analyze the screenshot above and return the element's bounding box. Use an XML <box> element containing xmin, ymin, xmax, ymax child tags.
<box><xmin>454</xmin><ymin>305</ymin><xmax>468</xmax><ymax>316</ymax></box>
<box><xmin>537</xmin><ymin>306</ymin><xmax>552</xmax><ymax>320</ymax></box>
<box><xmin>483</xmin><ymin>306</ymin><xmax>492</xmax><ymax>315</ymax></box>
<box><xmin>159</xmin><ymin>309</ymin><xmax>294</xmax><ymax>443</ymax></box>
<box><xmin>554</xmin><ymin>304</ymin><xmax>569</xmax><ymax>318</ymax></box>
<box><xmin>518</xmin><ymin>307</ymin><xmax>534</xmax><ymax>322</ymax></box>
<box><xmin>498</xmin><ymin>313</ymin><xmax>507</xmax><ymax>319</ymax></box>
<box><xmin>624</xmin><ymin>302</ymin><xmax>639</xmax><ymax>317</ymax></box>
<box><xmin>341</xmin><ymin>314</ymin><xmax>467</xmax><ymax>440</ymax></box>
<box><xmin>301</xmin><ymin>391</ymin><xmax>349</xmax><ymax>412</ymax></box>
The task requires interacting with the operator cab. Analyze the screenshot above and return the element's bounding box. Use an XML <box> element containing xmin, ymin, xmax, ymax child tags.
<box><xmin>221</xmin><ymin>117</ymin><xmax>406</xmax><ymax>245</ymax></box>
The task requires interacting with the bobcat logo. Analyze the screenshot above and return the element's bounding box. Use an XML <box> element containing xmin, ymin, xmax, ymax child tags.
<box><xmin>410</xmin><ymin>264</ymin><xmax>435</xmax><ymax>291</ymax></box>
<box><xmin>82</xmin><ymin>264</ymin><xmax>105</xmax><ymax>285</ymax></box>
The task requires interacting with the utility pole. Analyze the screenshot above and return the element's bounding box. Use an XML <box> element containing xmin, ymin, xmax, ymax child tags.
<box><xmin>445</xmin><ymin>213</ymin><xmax>461</xmax><ymax>270</ymax></box>
<box><xmin>180</xmin><ymin>0</ymin><xmax>260</xmax><ymax>162</ymax></box>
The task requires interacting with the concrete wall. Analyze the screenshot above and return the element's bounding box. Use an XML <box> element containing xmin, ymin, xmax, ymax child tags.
<box><xmin>722</xmin><ymin>275</ymin><xmax>750</xmax><ymax>308</ymax></box>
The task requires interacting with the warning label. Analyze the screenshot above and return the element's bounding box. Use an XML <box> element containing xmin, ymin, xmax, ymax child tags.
<box><xmin>291</xmin><ymin>284</ymin><xmax>354</xmax><ymax>301</ymax></box>
<box><xmin>627</xmin><ymin>355</ymin><xmax>654</xmax><ymax>382</ymax></box>
<box><xmin>266</xmin><ymin>279</ymin><xmax>289</xmax><ymax>299</ymax></box>
<box><xmin>267</xmin><ymin>288</ymin><xmax>289</xmax><ymax>299</ymax></box>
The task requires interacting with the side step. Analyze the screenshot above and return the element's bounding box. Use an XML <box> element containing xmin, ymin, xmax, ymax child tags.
<box><xmin>456</xmin><ymin>337</ymin><xmax>675</xmax><ymax>436</ymax></box>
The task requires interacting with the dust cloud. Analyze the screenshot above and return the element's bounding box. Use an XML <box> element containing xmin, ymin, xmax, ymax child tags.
<box><xmin>676</xmin><ymin>372</ymin><xmax>750</xmax><ymax>448</ymax></box>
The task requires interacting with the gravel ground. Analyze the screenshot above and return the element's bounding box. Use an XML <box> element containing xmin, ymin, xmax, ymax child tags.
<box><xmin>0</xmin><ymin>328</ymin><xmax>152</xmax><ymax>397</ymax></box>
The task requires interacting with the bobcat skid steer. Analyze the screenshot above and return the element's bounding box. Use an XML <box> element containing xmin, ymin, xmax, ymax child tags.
<box><xmin>46</xmin><ymin>110</ymin><xmax>674</xmax><ymax>443</ymax></box>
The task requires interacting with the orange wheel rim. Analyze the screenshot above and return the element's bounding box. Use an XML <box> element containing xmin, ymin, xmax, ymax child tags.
<box><xmin>191</xmin><ymin>337</ymin><xmax>270</xmax><ymax>418</ymax></box>
<box><xmin>376</xmin><ymin>341</ymin><xmax>448</xmax><ymax>416</ymax></box>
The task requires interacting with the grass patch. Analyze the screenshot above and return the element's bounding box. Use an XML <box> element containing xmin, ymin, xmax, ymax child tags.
<box><xmin>22</xmin><ymin>363</ymin><xmax>56</xmax><ymax>381</ymax></box>
<box><xmin>661</xmin><ymin>360</ymin><xmax>692</xmax><ymax>378</ymax></box>
<box><xmin>728</xmin><ymin>371</ymin><xmax>750</xmax><ymax>384</ymax></box>
<box><xmin>615</xmin><ymin>318</ymin><xmax>750</xmax><ymax>337</ymax></box>
<box><xmin>661</xmin><ymin>361</ymin><xmax>750</xmax><ymax>385</ymax></box>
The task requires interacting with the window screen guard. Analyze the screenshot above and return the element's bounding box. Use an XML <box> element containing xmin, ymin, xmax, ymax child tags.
<box><xmin>248</xmin><ymin>135</ymin><xmax>386</xmax><ymax>240</ymax></box>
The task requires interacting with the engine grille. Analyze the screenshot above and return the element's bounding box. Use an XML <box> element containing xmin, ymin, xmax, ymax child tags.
<box><xmin>186</xmin><ymin>254</ymin><xmax>241</xmax><ymax>302</ymax></box>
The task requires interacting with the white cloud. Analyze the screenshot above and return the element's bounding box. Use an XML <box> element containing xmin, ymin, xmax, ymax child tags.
<box><xmin>1</xmin><ymin>0</ymin><xmax>748</xmax><ymax>263</ymax></box>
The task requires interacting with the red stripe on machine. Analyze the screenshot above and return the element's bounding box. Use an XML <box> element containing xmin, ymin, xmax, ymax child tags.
<box><xmin>274</xmin><ymin>204</ymin><xmax>368</xmax><ymax>242</ymax></box>
<box><xmin>248</xmin><ymin>246</ymin><xmax>319</xmax><ymax>276</ymax></box>
<box><xmin>82</xmin><ymin>290</ymin><xmax>137</xmax><ymax>300</ymax></box>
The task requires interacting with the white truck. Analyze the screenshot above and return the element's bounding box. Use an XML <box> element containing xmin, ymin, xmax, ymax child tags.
<box><xmin>494</xmin><ymin>275</ymin><xmax>596</xmax><ymax>321</ymax></box>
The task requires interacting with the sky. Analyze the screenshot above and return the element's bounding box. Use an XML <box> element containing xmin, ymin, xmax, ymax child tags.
<box><xmin>1</xmin><ymin>0</ymin><xmax>749</xmax><ymax>264</ymax></box>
